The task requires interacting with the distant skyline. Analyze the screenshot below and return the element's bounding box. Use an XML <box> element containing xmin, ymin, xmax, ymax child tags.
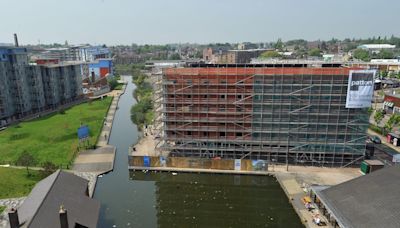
<box><xmin>1</xmin><ymin>0</ymin><xmax>400</xmax><ymax>45</ymax></box>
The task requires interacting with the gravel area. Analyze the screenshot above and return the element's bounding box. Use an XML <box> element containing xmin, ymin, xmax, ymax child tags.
<box><xmin>0</xmin><ymin>197</ymin><xmax>25</xmax><ymax>228</ymax></box>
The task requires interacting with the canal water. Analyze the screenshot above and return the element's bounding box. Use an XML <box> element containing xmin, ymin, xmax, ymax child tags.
<box><xmin>93</xmin><ymin>76</ymin><xmax>302</xmax><ymax>228</ymax></box>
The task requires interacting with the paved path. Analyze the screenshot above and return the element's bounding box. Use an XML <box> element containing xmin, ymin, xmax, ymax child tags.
<box><xmin>72</xmin><ymin>146</ymin><xmax>116</xmax><ymax>173</ymax></box>
<box><xmin>72</xmin><ymin>82</ymin><xmax>126</xmax><ymax>174</ymax></box>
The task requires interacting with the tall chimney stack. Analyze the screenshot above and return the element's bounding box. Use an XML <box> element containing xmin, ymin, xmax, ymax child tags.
<box><xmin>59</xmin><ymin>205</ymin><xmax>69</xmax><ymax>228</ymax></box>
<box><xmin>14</xmin><ymin>34</ymin><xmax>19</xmax><ymax>47</ymax></box>
<box><xmin>8</xmin><ymin>208</ymin><xmax>20</xmax><ymax>228</ymax></box>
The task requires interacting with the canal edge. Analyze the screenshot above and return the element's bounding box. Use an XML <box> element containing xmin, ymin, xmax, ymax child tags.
<box><xmin>90</xmin><ymin>79</ymin><xmax>129</xmax><ymax>197</ymax></box>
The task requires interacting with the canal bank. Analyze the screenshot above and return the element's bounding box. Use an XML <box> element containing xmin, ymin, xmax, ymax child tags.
<box><xmin>128</xmin><ymin>156</ymin><xmax>360</xmax><ymax>228</ymax></box>
<box><xmin>93</xmin><ymin>76</ymin><xmax>305</xmax><ymax>227</ymax></box>
<box><xmin>72</xmin><ymin>78</ymin><xmax>127</xmax><ymax>197</ymax></box>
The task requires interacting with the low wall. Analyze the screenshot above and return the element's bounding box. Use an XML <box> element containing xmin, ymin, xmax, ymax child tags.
<box><xmin>128</xmin><ymin>156</ymin><xmax>268</xmax><ymax>171</ymax></box>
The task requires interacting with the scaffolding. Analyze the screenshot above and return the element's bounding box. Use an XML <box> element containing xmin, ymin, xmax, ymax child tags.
<box><xmin>161</xmin><ymin>64</ymin><xmax>370</xmax><ymax>167</ymax></box>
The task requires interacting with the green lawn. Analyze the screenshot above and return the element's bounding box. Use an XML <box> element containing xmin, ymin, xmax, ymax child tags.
<box><xmin>0</xmin><ymin>97</ymin><xmax>112</xmax><ymax>166</ymax></box>
<box><xmin>0</xmin><ymin>167</ymin><xmax>42</xmax><ymax>199</ymax></box>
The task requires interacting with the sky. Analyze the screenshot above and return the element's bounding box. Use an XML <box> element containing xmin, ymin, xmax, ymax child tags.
<box><xmin>1</xmin><ymin>0</ymin><xmax>400</xmax><ymax>45</ymax></box>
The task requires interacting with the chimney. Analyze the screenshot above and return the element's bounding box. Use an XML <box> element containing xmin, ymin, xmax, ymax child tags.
<box><xmin>14</xmin><ymin>34</ymin><xmax>19</xmax><ymax>47</ymax></box>
<box><xmin>8</xmin><ymin>208</ymin><xmax>20</xmax><ymax>228</ymax></box>
<box><xmin>59</xmin><ymin>205</ymin><xmax>69</xmax><ymax>228</ymax></box>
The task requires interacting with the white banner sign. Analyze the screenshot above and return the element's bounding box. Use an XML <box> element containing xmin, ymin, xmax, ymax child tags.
<box><xmin>346</xmin><ymin>70</ymin><xmax>375</xmax><ymax>108</ymax></box>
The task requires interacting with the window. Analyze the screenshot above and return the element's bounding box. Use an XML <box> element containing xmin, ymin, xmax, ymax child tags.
<box><xmin>187</xmin><ymin>131</ymin><xmax>192</xmax><ymax>135</ymax></box>
<box><xmin>203</xmin><ymin>80</ymin><xmax>209</xmax><ymax>84</ymax></box>
<box><xmin>220</xmin><ymin>94</ymin><xmax>226</xmax><ymax>99</ymax></box>
<box><xmin>186</xmin><ymin>95</ymin><xmax>191</xmax><ymax>98</ymax></box>
<box><xmin>236</xmin><ymin>132</ymin><xmax>243</xmax><ymax>137</ymax></box>
<box><xmin>237</xmin><ymin>95</ymin><xmax>243</xmax><ymax>99</ymax></box>
<box><xmin>203</xmin><ymin>132</ymin><xmax>208</xmax><ymax>137</ymax></box>
<box><xmin>220</xmin><ymin>80</ymin><xmax>227</xmax><ymax>84</ymax></box>
<box><xmin>203</xmin><ymin>95</ymin><xmax>208</xmax><ymax>98</ymax></box>
<box><xmin>187</xmin><ymin>80</ymin><xmax>192</xmax><ymax>84</ymax></box>
<box><xmin>220</xmin><ymin>132</ymin><xmax>226</xmax><ymax>137</ymax></box>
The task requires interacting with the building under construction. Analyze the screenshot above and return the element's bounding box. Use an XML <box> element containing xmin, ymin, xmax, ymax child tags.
<box><xmin>161</xmin><ymin>64</ymin><xmax>372</xmax><ymax>167</ymax></box>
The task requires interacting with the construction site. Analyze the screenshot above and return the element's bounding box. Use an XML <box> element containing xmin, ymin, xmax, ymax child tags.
<box><xmin>148</xmin><ymin>63</ymin><xmax>372</xmax><ymax>167</ymax></box>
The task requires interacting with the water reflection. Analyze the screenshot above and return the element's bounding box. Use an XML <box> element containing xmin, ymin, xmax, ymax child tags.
<box><xmin>131</xmin><ymin>171</ymin><xmax>303</xmax><ymax>228</ymax></box>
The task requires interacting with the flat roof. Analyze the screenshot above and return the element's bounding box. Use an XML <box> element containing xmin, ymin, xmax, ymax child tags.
<box><xmin>188</xmin><ymin>63</ymin><xmax>344</xmax><ymax>68</ymax></box>
<box><xmin>364</xmin><ymin>159</ymin><xmax>384</xmax><ymax>165</ymax></box>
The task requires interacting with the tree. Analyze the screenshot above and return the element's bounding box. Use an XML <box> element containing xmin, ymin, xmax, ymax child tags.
<box><xmin>274</xmin><ymin>38</ymin><xmax>284</xmax><ymax>51</ymax></box>
<box><xmin>308</xmin><ymin>48</ymin><xmax>322</xmax><ymax>57</ymax></box>
<box><xmin>108</xmin><ymin>78</ymin><xmax>119</xmax><ymax>90</ymax></box>
<box><xmin>40</xmin><ymin>161</ymin><xmax>58</xmax><ymax>178</ymax></box>
<box><xmin>374</xmin><ymin>109</ymin><xmax>384</xmax><ymax>126</ymax></box>
<box><xmin>17</xmin><ymin>151</ymin><xmax>36</xmax><ymax>176</ymax></box>
<box><xmin>353</xmin><ymin>49</ymin><xmax>370</xmax><ymax>61</ymax></box>
<box><xmin>378</xmin><ymin>50</ymin><xmax>394</xmax><ymax>59</ymax></box>
<box><xmin>260</xmin><ymin>50</ymin><xmax>281</xmax><ymax>59</ymax></box>
<box><xmin>384</xmin><ymin>114</ymin><xmax>400</xmax><ymax>135</ymax></box>
<box><xmin>169</xmin><ymin>53</ymin><xmax>181</xmax><ymax>60</ymax></box>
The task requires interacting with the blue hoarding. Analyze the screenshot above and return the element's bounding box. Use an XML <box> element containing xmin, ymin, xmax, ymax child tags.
<box><xmin>77</xmin><ymin>125</ymin><xmax>90</xmax><ymax>139</ymax></box>
<box><xmin>144</xmin><ymin>156</ymin><xmax>150</xmax><ymax>167</ymax></box>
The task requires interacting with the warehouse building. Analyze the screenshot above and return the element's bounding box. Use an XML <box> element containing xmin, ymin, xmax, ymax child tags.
<box><xmin>162</xmin><ymin>64</ymin><xmax>374</xmax><ymax>166</ymax></box>
<box><xmin>0</xmin><ymin>46</ymin><xmax>83</xmax><ymax>126</ymax></box>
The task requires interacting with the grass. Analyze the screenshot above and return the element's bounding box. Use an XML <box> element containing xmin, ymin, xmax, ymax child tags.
<box><xmin>114</xmin><ymin>83</ymin><xmax>124</xmax><ymax>90</ymax></box>
<box><xmin>0</xmin><ymin>167</ymin><xmax>42</xmax><ymax>199</ymax></box>
<box><xmin>0</xmin><ymin>206</ymin><xmax>5</xmax><ymax>214</ymax></box>
<box><xmin>0</xmin><ymin>97</ymin><xmax>113</xmax><ymax>166</ymax></box>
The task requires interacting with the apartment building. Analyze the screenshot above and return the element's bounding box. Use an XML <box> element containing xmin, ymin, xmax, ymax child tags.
<box><xmin>0</xmin><ymin>46</ymin><xmax>83</xmax><ymax>126</ymax></box>
<box><xmin>162</xmin><ymin>64</ymin><xmax>374</xmax><ymax>166</ymax></box>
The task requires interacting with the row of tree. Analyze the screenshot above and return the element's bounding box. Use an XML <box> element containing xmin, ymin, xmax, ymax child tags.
<box><xmin>130</xmin><ymin>68</ymin><xmax>154</xmax><ymax>129</ymax></box>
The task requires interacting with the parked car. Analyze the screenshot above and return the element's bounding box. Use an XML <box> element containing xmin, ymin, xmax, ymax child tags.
<box><xmin>368</xmin><ymin>135</ymin><xmax>382</xmax><ymax>144</ymax></box>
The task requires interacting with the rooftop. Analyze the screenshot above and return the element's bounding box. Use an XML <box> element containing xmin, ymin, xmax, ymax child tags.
<box><xmin>358</xmin><ymin>44</ymin><xmax>396</xmax><ymax>49</ymax></box>
<box><xmin>15</xmin><ymin>170</ymin><xmax>100</xmax><ymax>228</ymax></box>
<box><xmin>313</xmin><ymin>165</ymin><xmax>400</xmax><ymax>228</ymax></box>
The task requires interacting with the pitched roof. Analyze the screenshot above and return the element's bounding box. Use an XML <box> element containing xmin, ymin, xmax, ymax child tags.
<box><xmin>316</xmin><ymin>166</ymin><xmax>400</xmax><ymax>228</ymax></box>
<box><xmin>17</xmin><ymin>170</ymin><xmax>100</xmax><ymax>228</ymax></box>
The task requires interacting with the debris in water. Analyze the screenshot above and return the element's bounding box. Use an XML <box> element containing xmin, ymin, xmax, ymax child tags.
<box><xmin>172</xmin><ymin>172</ymin><xmax>178</xmax><ymax>176</ymax></box>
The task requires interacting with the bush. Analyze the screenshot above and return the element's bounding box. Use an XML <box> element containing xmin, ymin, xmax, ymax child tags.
<box><xmin>40</xmin><ymin>161</ymin><xmax>58</xmax><ymax>178</ymax></box>
<box><xmin>58</xmin><ymin>108</ymin><xmax>66</xmax><ymax>114</ymax></box>
<box><xmin>369</xmin><ymin>124</ymin><xmax>383</xmax><ymax>135</ymax></box>
<box><xmin>108</xmin><ymin>78</ymin><xmax>119</xmax><ymax>90</ymax></box>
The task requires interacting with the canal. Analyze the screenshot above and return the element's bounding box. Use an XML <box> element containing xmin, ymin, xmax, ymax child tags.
<box><xmin>93</xmin><ymin>76</ymin><xmax>303</xmax><ymax>227</ymax></box>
